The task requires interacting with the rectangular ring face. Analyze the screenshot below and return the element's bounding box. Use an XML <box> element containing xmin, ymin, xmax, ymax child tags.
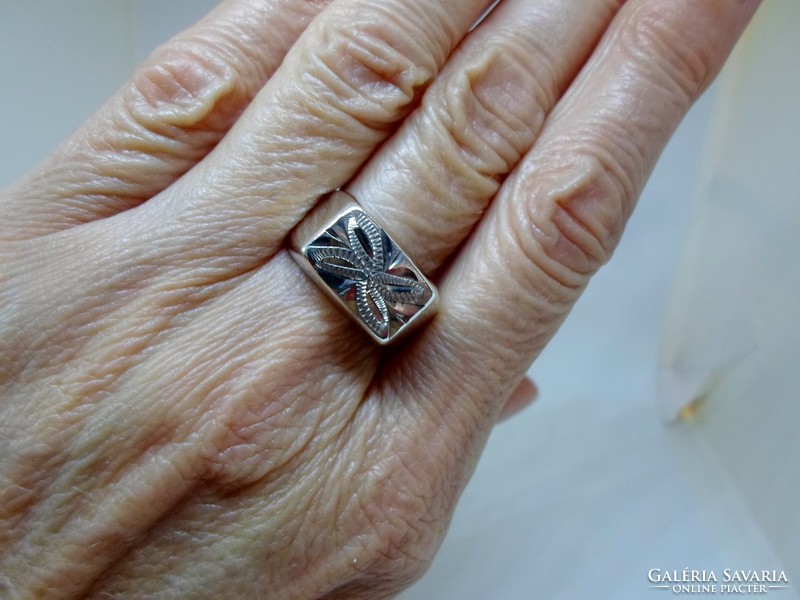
<box><xmin>294</xmin><ymin>200</ymin><xmax>437</xmax><ymax>344</ymax></box>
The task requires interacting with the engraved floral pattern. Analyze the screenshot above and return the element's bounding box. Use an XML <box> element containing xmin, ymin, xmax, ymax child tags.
<box><xmin>306</xmin><ymin>210</ymin><xmax>428</xmax><ymax>337</ymax></box>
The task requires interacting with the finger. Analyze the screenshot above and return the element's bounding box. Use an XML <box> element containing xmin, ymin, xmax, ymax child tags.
<box><xmin>1</xmin><ymin>0</ymin><xmax>334</xmax><ymax>239</ymax></box>
<box><xmin>392</xmin><ymin>0</ymin><xmax>760</xmax><ymax>449</ymax></box>
<box><xmin>349</xmin><ymin>0</ymin><xmax>624</xmax><ymax>274</ymax></box>
<box><xmin>131</xmin><ymin>0</ymin><xmax>495</xmax><ymax>272</ymax></box>
<box><xmin>497</xmin><ymin>375</ymin><xmax>538</xmax><ymax>422</ymax></box>
<box><xmin>82</xmin><ymin>0</ymin><xmax>620</xmax><ymax>415</ymax></box>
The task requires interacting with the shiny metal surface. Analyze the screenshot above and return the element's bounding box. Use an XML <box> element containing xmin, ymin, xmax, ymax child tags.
<box><xmin>290</xmin><ymin>190</ymin><xmax>438</xmax><ymax>344</ymax></box>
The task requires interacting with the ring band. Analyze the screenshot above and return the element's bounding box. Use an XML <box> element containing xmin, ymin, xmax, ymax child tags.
<box><xmin>290</xmin><ymin>190</ymin><xmax>438</xmax><ymax>345</ymax></box>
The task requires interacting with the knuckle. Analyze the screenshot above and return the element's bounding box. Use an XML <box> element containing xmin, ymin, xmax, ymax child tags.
<box><xmin>426</xmin><ymin>41</ymin><xmax>550</xmax><ymax>181</ymax></box>
<box><xmin>512</xmin><ymin>152</ymin><xmax>631</xmax><ymax>289</ymax></box>
<box><xmin>306</xmin><ymin>9</ymin><xmax>439</xmax><ymax>127</ymax></box>
<box><xmin>623</xmin><ymin>5</ymin><xmax>715</xmax><ymax>103</ymax></box>
<box><xmin>126</xmin><ymin>36</ymin><xmax>249</xmax><ymax>133</ymax></box>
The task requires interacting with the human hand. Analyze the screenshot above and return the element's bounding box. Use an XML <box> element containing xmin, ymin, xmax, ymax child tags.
<box><xmin>0</xmin><ymin>0</ymin><xmax>758</xmax><ymax>597</ymax></box>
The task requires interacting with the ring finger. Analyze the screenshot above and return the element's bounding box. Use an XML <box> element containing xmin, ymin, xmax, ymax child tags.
<box><xmin>104</xmin><ymin>0</ymin><xmax>623</xmax><ymax>286</ymax></box>
<box><xmin>351</xmin><ymin>0</ymin><xmax>624</xmax><ymax>275</ymax></box>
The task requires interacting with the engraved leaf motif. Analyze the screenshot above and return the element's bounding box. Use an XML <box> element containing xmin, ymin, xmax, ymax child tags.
<box><xmin>306</xmin><ymin>245</ymin><xmax>367</xmax><ymax>281</ymax></box>
<box><xmin>357</xmin><ymin>280</ymin><xmax>390</xmax><ymax>335</ymax></box>
<box><xmin>307</xmin><ymin>211</ymin><xmax>428</xmax><ymax>337</ymax></box>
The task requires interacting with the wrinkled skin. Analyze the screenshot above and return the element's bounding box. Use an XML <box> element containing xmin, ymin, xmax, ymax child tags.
<box><xmin>0</xmin><ymin>0</ymin><xmax>758</xmax><ymax>598</ymax></box>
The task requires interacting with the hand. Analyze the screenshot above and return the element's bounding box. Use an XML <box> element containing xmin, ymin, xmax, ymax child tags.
<box><xmin>0</xmin><ymin>0</ymin><xmax>758</xmax><ymax>597</ymax></box>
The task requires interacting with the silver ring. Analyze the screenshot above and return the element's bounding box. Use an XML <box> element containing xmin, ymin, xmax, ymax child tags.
<box><xmin>289</xmin><ymin>190</ymin><xmax>438</xmax><ymax>345</ymax></box>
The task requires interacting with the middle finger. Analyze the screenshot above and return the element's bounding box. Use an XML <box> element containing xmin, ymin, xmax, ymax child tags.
<box><xmin>129</xmin><ymin>0</ymin><xmax>495</xmax><ymax>272</ymax></box>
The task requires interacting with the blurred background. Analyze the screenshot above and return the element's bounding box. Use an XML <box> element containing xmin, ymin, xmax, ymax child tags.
<box><xmin>1</xmin><ymin>2</ymin><xmax>797</xmax><ymax>598</ymax></box>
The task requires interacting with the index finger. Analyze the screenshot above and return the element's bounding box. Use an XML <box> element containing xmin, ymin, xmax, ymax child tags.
<box><xmin>1</xmin><ymin>0</ymin><xmax>334</xmax><ymax>238</ymax></box>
